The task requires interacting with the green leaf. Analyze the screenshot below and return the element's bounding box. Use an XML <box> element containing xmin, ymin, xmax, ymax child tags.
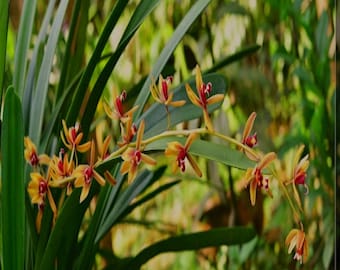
<box><xmin>80</xmin><ymin>0</ymin><xmax>160</xmax><ymax>139</ymax></box>
<box><xmin>28</xmin><ymin>0</ymin><xmax>70</xmax><ymax>144</ymax></box>
<box><xmin>23</xmin><ymin>0</ymin><xmax>56</xmax><ymax>129</ymax></box>
<box><xmin>0</xmin><ymin>0</ymin><xmax>9</xmax><ymax>102</ymax></box>
<box><xmin>124</xmin><ymin>226</ymin><xmax>256</xmax><ymax>270</ymax></box>
<box><xmin>141</xmin><ymin>73</ymin><xmax>227</xmax><ymax>137</ymax></box>
<box><xmin>96</xmin><ymin>167</ymin><xmax>166</xmax><ymax>243</ymax></box>
<box><xmin>145</xmin><ymin>137</ymin><xmax>254</xmax><ymax>170</ymax></box>
<box><xmin>205</xmin><ymin>44</ymin><xmax>261</xmax><ymax>74</ymax></box>
<box><xmin>65</xmin><ymin>0</ymin><xmax>129</xmax><ymax>125</ymax></box>
<box><xmin>133</xmin><ymin>0</ymin><xmax>211</xmax><ymax>119</ymax></box>
<box><xmin>1</xmin><ymin>86</ymin><xmax>25</xmax><ymax>270</ymax></box>
<box><xmin>55</xmin><ymin>0</ymin><xmax>89</xmax><ymax>103</ymax></box>
<box><xmin>13</xmin><ymin>0</ymin><xmax>37</xmax><ymax>99</ymax></box>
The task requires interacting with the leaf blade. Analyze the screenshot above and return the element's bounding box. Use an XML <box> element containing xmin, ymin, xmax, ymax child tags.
<box><xmin>1</xmin><ymin>87</ymin><xmax>25</xmax><ymax>270</ymax></box>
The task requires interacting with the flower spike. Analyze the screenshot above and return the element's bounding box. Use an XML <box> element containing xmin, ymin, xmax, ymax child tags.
<box><xmin>185</xmin><ymin>65</ymin><xmax>224</xmax><ymax>132</ymax></box>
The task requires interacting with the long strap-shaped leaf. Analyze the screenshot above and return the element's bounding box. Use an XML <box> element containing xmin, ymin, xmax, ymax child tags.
<box><xmin>28</xmin><ymin>0</ymin><xmax>69</xmax><ymax>145</ymax></box>
<box><xmin>1</xmin><ymin>87</ymin><xmax>25</xmax><ymax>270</ymax></box>
<box><xmin>123</xmin><ymin>227</ymin><xmax>256</xmax><ymax>270</ymax></box>
<box><xmin>65</xmin><ymin>0</ymin><xmax>129</xmax><ymax>126</ymax></box>
<box><xmin>13</xmin><ymin>0</ymin><xmax>37</xmax><ymax>99</ymax></box>
<box><xmin>133</xmin><ymin>0</ymin><xmax>211</xmax><ymax>119</ymax></box>
<box><xmin>23</xmin><ymin>0</ymin><xmax>56</xmax><ymax>131</ymax></box>
<box><xmin>0</xmin><ymin>0</ymin><xmax>8</xmax><ymax>102</ymax></box>
<box><xmin>80</xmin><ymin>0</ymin><xmax>160</xmax><ymax>139</ymax></box>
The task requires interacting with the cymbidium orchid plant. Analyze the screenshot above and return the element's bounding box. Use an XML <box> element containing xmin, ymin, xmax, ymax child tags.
<box><xmin>1</xmin><ymin>1</ymin><xmax>325</xmax><ymax>270</ymax></box>
<box><xmin>23</xmin><ymin>65</ymin><xmax>310</xmax><ymax>267</ymax></box>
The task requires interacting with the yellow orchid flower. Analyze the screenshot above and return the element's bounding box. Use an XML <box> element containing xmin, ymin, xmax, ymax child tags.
<box><xmin>73</xmin><ymin>141</ymin><xmax>110</xmax><ymax>203</ymax></box>
<box><xmin>24</xmin><ymin>137</ymin><xmax>50</xmax><ymax>167</ymax></box>
<box><xmin>60</xmin><ymin>120</ymin><xmax>91</xmax><ymax>153</ymax></box>
<box><xmin>164</xmin><ymin>133</ymin><xmax>202</xmax><ymax>177</ymax></box>
<box><xmin>185</xmin><ymin>65</ymin><xmax>224</xmax><ymax>131</ymax></box>
<box><xmin>150</xmin><ymin>75</ymin><xmax>186</xmax><ymax>108</ymax></box>
<box><xmin>285</xmin><ymin>228</ymin><xmax>308</xmax><ymax>264</ymax></box>
<box><xmin>103</xmin><ymin>90</ymin><xmax>138</xmax><ymax>123</ymax></box>
<box><xmin>120</xmin><ymin>120</ymin><xmax>156</xmax><ymax>184</ymax></box>
<box><xmin>242</xmin><ymin>152</ymin><xmax>276</xmax><ymax>206</ymax></box>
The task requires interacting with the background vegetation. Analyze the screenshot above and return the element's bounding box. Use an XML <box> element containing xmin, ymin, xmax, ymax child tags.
<box><xmin>1</xmin><ymin>0</ymin><xmax>336</xmax><ymax>269</ymax></box>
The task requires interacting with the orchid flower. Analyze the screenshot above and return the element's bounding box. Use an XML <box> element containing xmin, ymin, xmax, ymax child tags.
<box><xmin>185</xmin><ymin>65</ymin><xmax>224</xmax><ymax>132</ymax></box>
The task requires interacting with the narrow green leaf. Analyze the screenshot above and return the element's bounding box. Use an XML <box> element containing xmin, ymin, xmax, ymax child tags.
<box><xmin>13</xmin><ymin>0</ymin><xmax>37</xmax><ymax>99</ymax></box>
<box><xmin>80</xmin><ymin>0</ymin><xmax>160</xmax><ymax>139</ymax></box>
<box><xmin>23</xmin><ymin>0</ymin><xmax>57</xmax><ymax>130</ymax></box>
<box><xmin>133</xmin><ymin>0</ymin><xmax>211</xmax><ymax>119</ymax></box>
<box><xmin>121</xmin><ymin>180</ymin><xmax>181</xmax><ymax>219</ymax></box>
<box><xmin>0</xmin><ymin>0</ymin><xmax>9</xmax><ymax>102</ymax></box>
<box><xmin>28</xmin><ymin>0</ymin><xmax>70</xmax><ymax>144</ymax></box>
<box><xmin>145</xmin><ymin>137</ymin><xmax>254</xmax><ymax>170</ymax></box>
<box><xmin>55</xmin><ymin>0</ymin><xmax>89</xmax><ymax>103</ymax></box>
<box><xmin>96</xmin><ymin>167</ymin><xmax>166</xmax><ymax>243</ymax></box>
<box><xmin>205</xmin><ymin>44</ymin><xmax>261</xmax><ymax>74</ymax></box>
<box><xmin>65</xmin><ymin>0</ymin><xmax>129</xmax><ymax>125</ymax></box>
<box><xmin>1</xmin><ymin>86</ymin><xmax>25</xmax><ymax>270</ymax></box>
<box><xmin>125</xmin><ymin>227</ymin><xmax>256</xmax><ymax>270</ymax></box>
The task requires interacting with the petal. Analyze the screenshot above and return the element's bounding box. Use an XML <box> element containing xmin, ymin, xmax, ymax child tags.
<box><xmin>242</xmin><ymin>112</ymin><xmax>257</xmax><ymax>142</ymax></box>
<box><xmin>62</xmin><ymin>120</ymin><xmax>71</xmax><ymax>142</ymax></box>
<box><xmin>103</xmin><ymin>102</ymin><xmax>115</xmax><ymax>119</ymax></box>
<box><xmin>185</xmin><ymin>133</ymin><xmax>198</xmax><ymax>150</ymax></box>
<box><xmin>169</xmin><ymin>100</ymin><xmax>186</xmax><ymax>107</ymax></box>
<box><xmin>120</xmin><ymin>160</ymin><xmax>130</xmax><ymax>175</ymax></box>
<box><xmin>206</xmin><ymin>94</ymin><xmax>224</xmax><ymax>105</ymax></box>
<box><xmin>128</xmin><ymin>165</ymin><xmax>138</xmax><ymax>184</ymax></box>
<box><xmin>104</xmin><ymin>171</ymin><xmax>117</xmax><ymax>185</ymax></box>
<box><xmin>77</xmin><ymin>141</ymin><xmax>91</xmax><ymax>153</ymax></box>
<box><xmin>141</xmin><ymin>153</ymin><xmax>157</xmax><ymax>166</ymax></box>
<box><xmin>258</xmin><ymin>152</ymin><xmax>276</xmax><ymax>170</ymax></box>
<box><xmin>195</xmin><ymin>65</ymin><xmax>203</xmax><ymax>93</ymax></box>
<box><xmin>93</xmin><ymin>170</ymin><xmax>106</xmax><ymax>186</ymax></box>
<box><xmin>79</xmin><ymin>184</ymin><xmax>90</xmax><ymax>203</ymax></box>
<box><xmin>186</xmin><ymin>154</ymin><xmax>202</xmax><ymax>177</ymax></box>
<box><xmin>285</xmin><ymin>229</ymin><xmax>299</xmax><ymax>247</ymax></box>
<box><xmin>250</xmin><ymin>179</ymin><xmax>257</xmax><ymax>206</ymax></box>
<box><xmin>136</xmin><ymin>120</ymin><xmax>145</xmax><ymax>150</ymax></box>
<box><xmin>185</xmin><ymin>84</ymin><xmax>201</xmax><ymax>107</ymax></box>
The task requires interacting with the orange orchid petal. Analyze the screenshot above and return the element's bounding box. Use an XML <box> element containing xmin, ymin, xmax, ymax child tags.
<box><xmin>258</xmin><ymin>152</ymin><xmax>276</xmax><ymax>170</ymax></box>
<box><xmin>141</xmin><ymin>153</ymin><xmax>157</xmax><ymax>166</ymax></box>
<box><xmin>206</xmin><ymin>94</ymin><xmax>224</xmax><ymax>105</ymax></box>
<box><xmin>79</xmin><ymin>183</ymin><xmax>90</xmax><ymax>203</ymax></box>
<box><xmin>120</xmin><ymin>160</ymin><xmax>130</xmax><ymax>175</ymax></box>
<box><xmin>186</xmin><ymin>153</ymin><xmax>202</xmax><ymax>177</ymax></box>
<box><xmin>250</xmin><ymin>178</ymin><xmax>257</xmax><ymax>206</ymax></box>
<box><xmin>128</xmin><ymin>164</ymin><xmax>138</xmax><ymax>184</ymax></box>
<box><xmin>136</xmin><ymin>120</ymin><xmax>145</xmax><ymax>150</ymax></box>
<box><xmin>185</xmin><ymin>133</ymin><xmax>198</xmax><ymax>149</ymax></box>
<box><xmin>242</xmin><ymin>112</ymin><xmax>257</xmax><ymax>142</ymax></box>
<box><xmin>185</xmin><ymin>84</ymin><xmax>201</xmax><ymax>107</ymax></box>
<box><xmin>77</xmin><ymin>141</ymin><xmax>91</xmax><ymax>153</ymax></box>
<box><xmin>104</xmin><ymin>171</ymin><xmax>117</xmax><ymax>185</ymax></box>
<box><xmin>93</xmin><ymin>170</ymin><xmax>106</xmax><ymax>186</ymax></box>
<box><xmin>169</xmin><ymin>100</ymin><xmax>186</xmax><ymax>107</ymax></box>
<box><xmin>195</xmin><ymin>65</ymin><xmax>203</xmax><ymax>92</ymax></box>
